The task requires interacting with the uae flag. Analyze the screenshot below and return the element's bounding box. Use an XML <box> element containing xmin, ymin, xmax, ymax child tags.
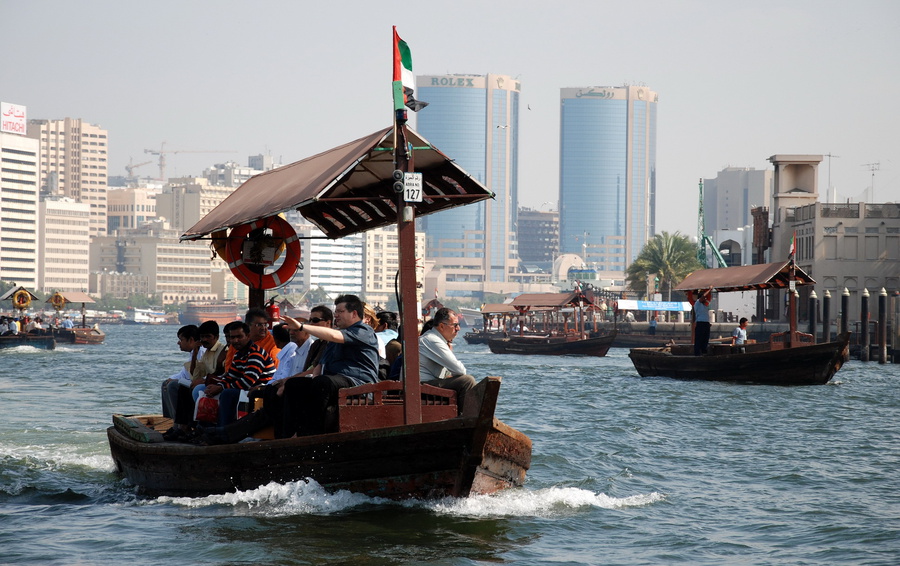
<box><xmin>393</xmin><ymin>27</ymin><xmax>428</xmax><ymax>111</ymax></box>
<box><xmin>789</xmin><ymin>231</ymin><xmax>796</xmax><ymax>260</ymax></box>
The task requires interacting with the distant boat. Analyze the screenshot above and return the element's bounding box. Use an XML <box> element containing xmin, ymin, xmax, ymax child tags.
<box><xmin>628</xmin><ymin>261</ymin><xmax>851</xmax><ymax>385</ymax></box>
<box><xmin>52</xmin><ymin>326</ymin><xmax>105</xmax><ymax>345</ymax></box>
<box><xmin>123</xmin><ymin>308</ymin><xmax>168</xmax><ymax>325</ymax></box>
<box><xmin>178</xmin><ymin>301</ymin><xmax>242</xmax><ymax>326</ymax></box>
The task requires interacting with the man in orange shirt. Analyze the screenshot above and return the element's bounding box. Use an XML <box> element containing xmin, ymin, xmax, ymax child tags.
<box><xmin>223</xmin><ymin>308</ymin><xmax>280</xmax><ymax>371</ymax></box>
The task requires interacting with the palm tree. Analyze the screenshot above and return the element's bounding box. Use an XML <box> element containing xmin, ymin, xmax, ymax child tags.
<box><xmin>626</xmin><ymin>232</ymin><xmax>703</xmax><ymax>300</ymax></box>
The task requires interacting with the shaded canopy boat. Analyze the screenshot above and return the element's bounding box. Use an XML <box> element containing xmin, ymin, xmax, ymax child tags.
<box><xmin>628</xmin><ymin>261</ymin><xmax>850</xmax><ymax>385</ymax></box>
<box><xmin>463</xmin><ymin>303</ymin><xmax>517</xmax><ymax>344</ymax></box>
<box><xmin>47</xmin><ymin>292</ymin><xmax>105</xmax><ymax>344</ymax></box>
<box><xmin>487</xmin><ymin>289</ymin><xmax>617</xmax><ymax>357</ymax></box>
<box><xmin>108</xmin><ymin>123</ymin><xmax>532</xmax><ymax>498</ymax></box>
<box><xmin>1</xmin><ymin>287</ymin><xmax>56</xmax><ymax>350</ymax></box>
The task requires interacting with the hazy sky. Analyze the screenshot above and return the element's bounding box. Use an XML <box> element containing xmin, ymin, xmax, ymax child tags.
<box><xmin>3</xmin><ymin>0</ymin><xmax>898</xmax><ymax>236</ymax></box>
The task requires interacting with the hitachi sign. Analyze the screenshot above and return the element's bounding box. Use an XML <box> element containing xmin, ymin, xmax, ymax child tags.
<box><xmin>430</xmin><ymin>77</ymin><xmax>475</xmax><ymax>87</ymax></box>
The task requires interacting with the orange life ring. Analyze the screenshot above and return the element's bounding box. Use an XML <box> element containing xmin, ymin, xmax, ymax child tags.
<box><xmin>49</xmin><ymin>292</ymin><xmax>67</xmax><ymax>311</ymax></box>
<box><xmin>12</xmin><ymin>289</ymin><xmax>31</xmax><ymax>310</ymax></box>
<box><xmin>226</xmin><ymin>217</ymin><xmax>301</xmax><ymax>289</ymax></box>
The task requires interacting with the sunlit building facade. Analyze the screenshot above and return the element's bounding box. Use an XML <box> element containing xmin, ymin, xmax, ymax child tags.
<box><xmin>559</xmin><ymin>85</ymin><xmax>657</xmax><ymax>276</ymax></box>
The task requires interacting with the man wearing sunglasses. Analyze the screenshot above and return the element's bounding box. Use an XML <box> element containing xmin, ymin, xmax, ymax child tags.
<box><xmin>419</xmin><ymin>307</ymin><xmax>476</xmax><ymax>414</ymax></box>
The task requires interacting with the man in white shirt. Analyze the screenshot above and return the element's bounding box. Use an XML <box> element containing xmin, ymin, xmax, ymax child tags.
<box><xmin>419</xmin><ymin>308</ymin><xmax>476</xmax><ymax>414</ymax></box>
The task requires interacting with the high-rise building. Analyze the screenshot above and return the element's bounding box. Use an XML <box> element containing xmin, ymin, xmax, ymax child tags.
<box><xmin>362</xmin><ymin>225</ymin><xmax>425</xmax><ymax>308</ymax></box>
<box><xmin>107</xmin><ymin>187</ymin><xmax>158</xmax><ymax>234</ymax></box>
<box><xmin>559</xmin><ymin>85</ymin><xmax>658</xmax><ymax>277</ymax></box>
<box><xmin>27</xmin><ymin>118</ymin><xmax>109</xmax><ymax>237</ymax></box>
<box><xmin>0</xmin><ymin>130</ymin><xmax>39</xmax><ymax>286</ymax></box>
<box><xmin>704</xmin><ymin>167</ymin><xmax>772</xmax><ymax>233</ymax></box>
<box><xmin>415</xmin><ymin>74</ymin><xmax>520</xmax><ymax>297</ymax></box>
<box><xmin>517</xmin><ymin>207</ymin><xmax>559</xmax><ymax>266</ymax></box>
<box><xmin>39</xmin><ymin>196</ymin><xmax>90</xmax><ymax>292</ymax></box>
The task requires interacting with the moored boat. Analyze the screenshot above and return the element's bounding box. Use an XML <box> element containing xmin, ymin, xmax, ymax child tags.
<box><xmin>628</xmin><ymin>260</ymin><xmax>851</xmax><ymax>385</ymax></box>
<box><xmin>489</xmin><ymin>331</ymin><xmax>617</xmax><ymax>357</ymax></box>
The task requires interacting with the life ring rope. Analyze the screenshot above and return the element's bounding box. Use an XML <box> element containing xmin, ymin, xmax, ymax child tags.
<box><xmin>225</xmin><ymin>217</ymin><xmax>301</xmax><ymax>290</ymax></box>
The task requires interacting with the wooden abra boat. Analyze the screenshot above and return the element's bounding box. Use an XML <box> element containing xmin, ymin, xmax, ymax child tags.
<box><xmin>108</xmin><ymin>377</ymin><xmax>530</xmax><ymax>498</ymax></box>
<box><xmin>0</xmin><ymin>334</ymin><xmax>56</xmax><ymax>350</ymax></box>
<box><xmin>487</xmin><ymin>288</ymin><xmax>616</xmax><ymax>357</ymax></box>
<box><xmin>629</xmin><ymin>333</ymin><xmax>850</xmax><ymax>385</ymax></box>
<box><xmin>53</xmin><ymin>326</ymin><xmax>105</xmax><ymax>345</ymax></box>
<box><xmin>489</xmin><ymin>332</ymin><xmax>617</xmax><ymax>357</ymax></box>
<box><xmin>628</xmin><ymin>261</ymin><xmax>850</xmax><ymax>385</ymax></box>
<box><xmin>109</xmin><ymin>94</ymin><xmax>532</xmax><ymax>499</ymax></box>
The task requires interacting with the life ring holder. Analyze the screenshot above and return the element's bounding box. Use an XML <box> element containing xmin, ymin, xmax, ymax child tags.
<box><xmin>12</xmin><ymin>289</ymin><xmax>32</xmax><ymax>310</ymax></box>
<box><xmin>226</xmin><ymin>217</ymin><xmax>301</xmax><ymax>289</ymax></box>
<box><xmin>49</xmin><ymin>292</ymin><xmax>67</xmax><ymax>311</ymax></box>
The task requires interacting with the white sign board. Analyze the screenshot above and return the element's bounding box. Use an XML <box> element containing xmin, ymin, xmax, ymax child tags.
<box><xmin>1</xmin><ymin>102</ymin><xmax>27</xmax><ymax>135</ymax></box>
<box><xmin>403</xmin><ymin>172</ymin><xmax>423</xmax><ymax>202</ymax></box>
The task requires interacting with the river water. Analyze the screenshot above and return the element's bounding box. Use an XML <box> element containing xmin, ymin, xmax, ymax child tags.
<box><xmin>1</xmin><ymin>325</ymin><xmax>898</xmax><ymax>565</ymax></box>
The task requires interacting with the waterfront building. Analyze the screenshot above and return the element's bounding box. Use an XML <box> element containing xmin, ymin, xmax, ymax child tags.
<box><xmin>27</xmin><ymin>118</ymin><xmax>108</xmax><ymax>237</ymax></box>
<box><xmin>155</xmin><ymin>177</ymin><xmax>235</xmax><ymax>234</ymax></box>
<box><xmin>415</xmin><ymin>73</ymin><xmax>520</xmax><ymax>298</ymax></box>
<box><xmin>0</xmin><ymin>130</ymin><xmax>39</xmax><ymax>286</ymax></box>
<box><xmin>362</xmin><ymin>225</ymin><xmax>426</xmax><ymax>308</ymax></box>
<box><xmin>280</xmin><ymin>215</ymin><xmax>363</xmax><ymax>299</ymax></box>
<box><xmin>517</xmin><ymin>207</ymin><xmax>559</xmax><ymax>268</ymax></box>
<box><xmin>107</xmin><ymin>186</ymin><xmax>158</xmax><ymax>234</ymax></box>
<box><xmin>39</xmin><ymin>196</ymin><xmax>90</xmax><ymax>292</ymax></box>
<box><xmin>704</xmin><ymin>167</ymin><xmax>772</xmax><ymax>234</ymax></box>
<box><xmin>89</xmin><ymin>219</ymin><xmax>213</xmax><ymax>303</ymax></box>
<box><xmin>558</xmin><ymin>85</ymin><xmax>658</xmax><ymax>279</ymax></box>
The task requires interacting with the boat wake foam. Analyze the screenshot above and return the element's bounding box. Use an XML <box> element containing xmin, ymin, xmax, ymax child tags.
<box><xmin>145</xmin><ymin>480</ymin><xmax>665</xmax><ymax>518</ymax></box>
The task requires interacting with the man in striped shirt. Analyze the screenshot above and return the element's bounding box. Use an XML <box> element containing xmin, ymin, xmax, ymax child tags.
<box><xmin>202</xmin><ymin>320</ymin><xmax>276</xmax><ymax>426</ymax></box>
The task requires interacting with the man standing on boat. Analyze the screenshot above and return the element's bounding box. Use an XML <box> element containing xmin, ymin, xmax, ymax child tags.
<box><xmin>420</xmin><ymin>308</ymin><xmax>476</xmax><ymax>414</ymax></box>
<box><xmin>281</xmin><ymin>295</ymin><xmax>379</xmax><ymax>436</ymax></box>
<box><xmin>690</xmin><ymin>288</ymin><xmax>712</xmax><ymax>356</ymax></box>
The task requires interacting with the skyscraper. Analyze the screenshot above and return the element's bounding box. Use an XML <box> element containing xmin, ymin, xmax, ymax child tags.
<box><xmin>27</xmin><ymin>118</ymin><xmax>109</xmax><ymax>238</ymax></box>
<box><xmin>415</xmin><ymin>74</ymin><xmax>520</xmax><ymax>297</ymax></box>
<box><xmin>559</xmin><ymin>85</ymin><xmax>657</xmax><ymax>278</ymax></box>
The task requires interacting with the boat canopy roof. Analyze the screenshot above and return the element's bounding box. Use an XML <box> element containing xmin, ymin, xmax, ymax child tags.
<box><xmin>48</xmin><ymin>291</ymin><xmax>96</xmax><ymax>304</ymax></box>
<box><xmin>181</xmin><ymin>126</ymin><xmax>493</xmax><ymax>241</ymax></box>
<box><xmin>0</xmin><ymin>286</ymin><xmax>39</xmax><ymax>301</ymax></box>
<box><xmin>674</xmin><ymin>261</ymin><xmax>815</xmax><ymax>293</ymax></box>
<box><xmin>510</xmin><ymin>291</ymin><xmax>593</xmax><ymax>310</ymax></box>
<box><xmin>480</xmin><ymin>303</ymin><xmax>518</xmax><ymax>315</ymax></box>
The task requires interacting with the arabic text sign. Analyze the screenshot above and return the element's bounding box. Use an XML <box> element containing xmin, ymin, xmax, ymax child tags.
<box><xmin>1</xmin><ymin>102</ymin><xmax>27</xmax><ymax>135</ymax></box>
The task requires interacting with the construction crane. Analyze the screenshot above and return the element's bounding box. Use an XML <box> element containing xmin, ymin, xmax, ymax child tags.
<box><xmin>144</xmin><ymin>142</ymin><xmax>236</xmax><ymax>181</ymax></box>
<box><xmin>124</xmin><ymin>157</ymin><xmax>153</xmax><ymax>179</ymax></box>
<box><xmin>697</xmin><ymin>178</ymin><xmax>727</xmax><ymax>268</ymax></box>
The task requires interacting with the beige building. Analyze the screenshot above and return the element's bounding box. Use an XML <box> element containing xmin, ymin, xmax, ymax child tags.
<box><xmin>89</xmin><ymin>219</ymin><xmax>213</xmax><ymax>304</ymax></box>
<box><xmin>362</xmin><ymin>225</ymin><xmax>425</xmax><ymax>308</ymax></box>
<box><xmin>0</xmin><ymin>131</ymin><xmax>39</xmax><ymax>287</ymax></box>
<box><xmin>704</xmin><ymin>167</ymin><xmax>773</xmax><ymax>233</ymax></box>
<box><xmin>155</xmin><ymin>177</ymin><xmax>237</xmax><ymax>234</ymax></box>
<box><xmin>27</xmin><ymin>118</ymin><xmax>108</xmax><ymax>237</ymax></box>
<box><xmin>107</xmin><ymin>186</ymin><xmax>158</xmax><ymax>234</ymax></box>
<box><xmin>38</xmin><ymin>197</ymin><xmax>91</xmax><ymax>292</ymax></box>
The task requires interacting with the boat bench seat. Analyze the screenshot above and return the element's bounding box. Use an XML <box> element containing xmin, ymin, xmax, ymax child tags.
<box><xmin>337</xmin><ymin>380</ymin><xmax>457</xmax><ymax>432</ymax></box>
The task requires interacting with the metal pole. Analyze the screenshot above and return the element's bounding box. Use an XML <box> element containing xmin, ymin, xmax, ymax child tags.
<box><xmin>860</xmin><ymin>288</ymin><xmax>870</xmax><ymax>362</ymax></box>
<box><xmin>808</xmin><ymin>291</ymin><xmax>818</xmax><ymax>343</ymax></box>
<box><xmin>822</xmin><ymin>290</ymin><xmax>831</xmax><ymax>343</ymax></box>
<box><xmin>878</xmin><ymin>288</ymin><xmax>887</xmax><ymax>364</ymax></box>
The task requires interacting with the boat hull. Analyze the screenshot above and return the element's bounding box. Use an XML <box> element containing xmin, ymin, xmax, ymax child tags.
<box><xmin>107</xmin><ymin>378</ymin><xmax>531</xmax><ymax>499</ymax></box>
<box><xmin>488</xmin><ymin>331</ymin><xmax>616</xmax><ymax>357</ymax></box>
<box><xmin>628</xmin><ymin>333</ymin><xmax>850</xmax><ymax>385</ymax></box>
<box><xmin>0</xmin><ymin>334</ymin><xmax>56</xmax><ymax>350</ymax></box>
<box><xmin>53</xmin><ymin>327</ymin><xmax>105</xmax><ymax>344</ymax></box>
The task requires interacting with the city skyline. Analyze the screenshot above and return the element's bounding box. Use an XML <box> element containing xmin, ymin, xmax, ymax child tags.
<box><xmin>3</xmin><ymin>0</ymin><xmax>898</xmax><ymax>240</ymax></box>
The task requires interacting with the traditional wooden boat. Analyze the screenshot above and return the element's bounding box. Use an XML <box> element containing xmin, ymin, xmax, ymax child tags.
<box><xmin>488</xmin><ymin>331</ymin><xmax>617</xmax><ymax>357</ymax></box>
<box><xmin>46</xmin><ymin>292</ymin><xmax>106</xmax><ymax>344</ymax></box>
<box><xmin>487</xmin><ymin>288</ymin><xmax>616</xmax><ymax>357</ymax></box>
<box><xmin>108</xmin><ymin>377</ymin><xmax>530</xmax><ymax>498</ymax></box>
<box><xmin>108</xmin><ymin>79</ymin><xmax>532</xmax><ymax>499</ymax></box>
<box><xmin>628</xmin><ymin>261</ymin><xmax>851</xmax><ymax>385</ymax></box>
<box><xmin>178</xmin><ymin>301</ymin><xmax>241</xmax><ymax>326</ymax></box>
<box><xmin>53</xmin><ymin>326</ymin><xmax>105</xmax><ymax>345</ymax></box>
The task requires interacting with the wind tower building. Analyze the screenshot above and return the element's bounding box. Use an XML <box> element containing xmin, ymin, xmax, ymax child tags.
<box><xmin>415</xmin><ymin>74</ymin><xmax>520</xmax><ymax>298</ymax></box>
<box><xmin>558</xmin><ymin>85</ymin><xmax>658</xmax><ymax>281</ymax></box>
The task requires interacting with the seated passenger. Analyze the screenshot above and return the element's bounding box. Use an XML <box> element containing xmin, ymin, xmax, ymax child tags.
<box><xmin>164</xmin><ymin>321</ymin><xmax>226</xmax><ymax>440</ymax></box>
<box><xmin>419</xmin><ymin>308</ymin><xmax>476</xmax><ymax>415</ymax></box>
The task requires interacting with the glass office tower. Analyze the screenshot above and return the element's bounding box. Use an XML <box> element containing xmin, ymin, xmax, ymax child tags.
<box><xmin>559</xmin><ymin>85</ymin><xmax>657</xmax><ymax>277</ymax></box>
<box><xmin>416</xmin><ymin>74</ymin><xmax>520</xmax><ymax>291</ymax></box>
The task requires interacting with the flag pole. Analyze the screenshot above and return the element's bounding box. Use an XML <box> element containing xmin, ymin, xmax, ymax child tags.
<box><xmin>392</xmin><ymin>27</ymin><xmax>422</xmax><ymax>424</ymax></box>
